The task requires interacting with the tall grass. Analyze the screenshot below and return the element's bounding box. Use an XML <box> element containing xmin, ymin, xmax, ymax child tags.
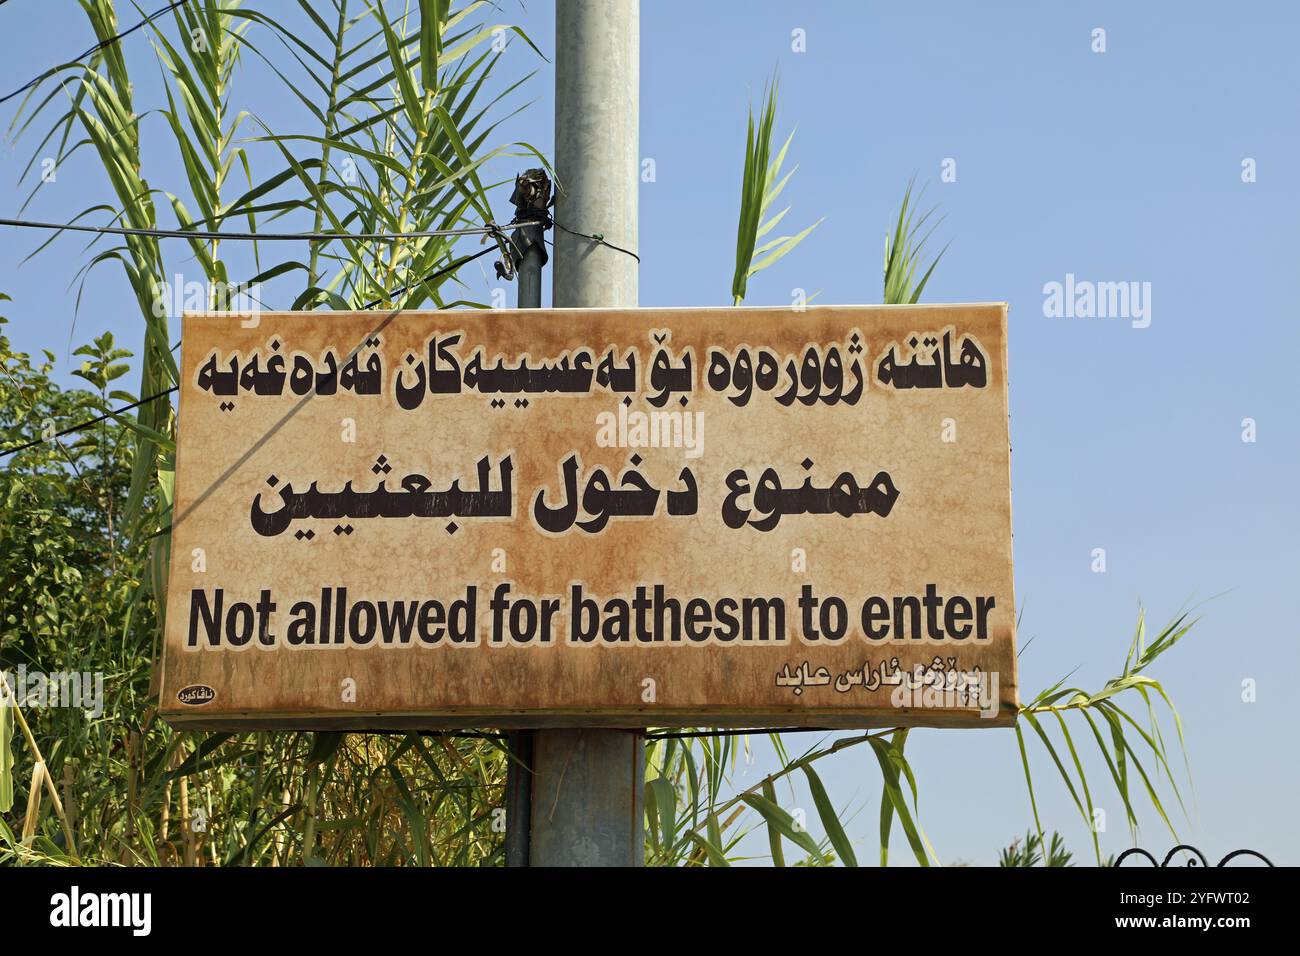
<box><xmin>3</xmin><ymin>0</ymin><xmax>536</xmax><ymax>867</ymax></box>
<box><xmin>0</xmin><ymin>9</ymin><xmax>1196</xmax><ymax>867</ymax></box>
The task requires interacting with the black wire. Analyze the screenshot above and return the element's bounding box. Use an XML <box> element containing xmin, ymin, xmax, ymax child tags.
<box><xmin>550</xmin><ymin>218</ymin><xmax>640</xmax><ymax>263</ymax></box>
<box><xmin>0</xmin><ymin>0</ymin><xmax>186</xmax><ymax>106</ymax></box>
<box><xmin>1</xmin><ymin>220</ymin><xmax>629</xmax><ymax>455</ymax></box>
<box><xmin>0</xmin><ymin>385</ymin><xmax>177</xmax><ymax>460</ymax></box>
<box><xmin>360</xmin><ymin>244</ymin><xmax>498</xmax><ymax>307</ymax></box>
<box><xmin>0</xmin><ymin>216</ymin><xmax>516</xmax><ymax>243</ymax></box>
<box><xmin>0</xmin><ymin>215</ymin><xmax>636</xmax><ymax>263</ymax></box>
<box><xmin>1</xmin><ymin>246</ymin><xmax>500</xmax><ymax>461</ymax></box>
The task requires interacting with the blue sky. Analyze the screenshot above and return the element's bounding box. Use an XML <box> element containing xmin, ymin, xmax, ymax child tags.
<box><xmin>2</xmin><ymin>1</ymin><xmax>1298</xmax><ymax>865</ymax></box>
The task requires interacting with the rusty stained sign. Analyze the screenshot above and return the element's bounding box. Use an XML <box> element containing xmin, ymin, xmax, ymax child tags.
<box><xmin>159</xmin><ymin>304</ymin><xmax>1017</xmax><ymax>730</ymax></box>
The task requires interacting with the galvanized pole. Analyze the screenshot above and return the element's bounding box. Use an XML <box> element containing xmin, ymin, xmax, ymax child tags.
<box><xmin>509</xmin><ymin>168</ymin><xmax>550</xmax><ymax>310</ymax></box>
<box><xmin>522</xmin><ymin>0</ymin><xmax>643</xmax><ymax>867</ymax></box>
<box><xmin>503</xmin><ymin>168</ymin><xmax>550</xmax><ymax>867</ymax></box>
<box><xmin>503</xmin><ymin>727</ymin><xmax>533</xmax><ymax>866</ymax></box>
<box><xmin>552</xmin><ymin>0</ymin><xmax>639</xmax><ymax>309</ymax></box>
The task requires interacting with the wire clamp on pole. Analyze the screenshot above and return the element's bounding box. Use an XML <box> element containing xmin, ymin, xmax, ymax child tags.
<box><xmin>504</xmin><ymin>168</ymin><xmax>553</xmax><ymax>280</ymax></box>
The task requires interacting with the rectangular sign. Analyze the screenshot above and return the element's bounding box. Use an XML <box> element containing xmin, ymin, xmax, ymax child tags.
<box><xmin>160</xmin><ymin>304</ymin><xmax>1017</xmax><ymax>729</ymax></box>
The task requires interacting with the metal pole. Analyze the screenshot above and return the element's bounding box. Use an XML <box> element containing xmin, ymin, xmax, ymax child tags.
<box><xmin>503</xmin><ymin>729</ymin><xmax>533</xmax><ymax>866</ymax></box>
<box><xmin>508</xmin><ymin>168</ymin><xmax>551</xmax><ymax>310</ymax></box>
<box><xmin>516</xmin><ymin>246</ymin><xmax>545</xmax><ymax>309</ymax></box>
<box><xmin>553</xmin><ymin>0</ymin><xmax>639</xmax><ymax>310</ymax></box>
<box><xmin>502</xmin><ymin>168</ymin><xmax>550</xmax><ymax>866</ymax></box>
<box><xmin>522</xmin><ymin>0</ymin><xmax>643</xmax><ymax>867</ymax></box>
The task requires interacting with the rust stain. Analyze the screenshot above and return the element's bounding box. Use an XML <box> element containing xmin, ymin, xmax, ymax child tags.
<box><xmin>159</xmin><ymin>305</ymin><xmax>1017</xmax><ymax>729</ymax></box>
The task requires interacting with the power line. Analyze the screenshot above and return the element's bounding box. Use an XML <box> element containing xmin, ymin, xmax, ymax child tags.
<box><xmin>0</xmin><ymin>245</ymin><xmax>500</xmax><ymax>461</ymax></box>
<box><xmin>0</xmin><ymin>1</ymin><xmax>186</xmax><ymax>106</ymax></box>
<box><xmin>0</xmin><ymin>386</ymin><xmax>176</xmax><ymax>460</ymax></box>
<box><xmin>0</xmin><ymin>216</ymin><xmax>525</xmax><ymax>243</ymax></box>
<box><xmin>359</xmin><ymin>245</ymin><xmax>499</xmax><ymax>307</ymax></box>
<box><xmin>2</xmin><ymin>206</ymin><xmax>643</xmax><ymax>460</ymax></box>
<box><xmin>0</xmin><ymin>213</ymin><xmax>640</xmax><ymax>264</ymax></box>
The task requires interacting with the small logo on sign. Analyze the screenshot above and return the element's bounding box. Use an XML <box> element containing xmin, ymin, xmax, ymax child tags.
<box><xmin>177</xmin><ymin>684</ymin><xmax>216</xmax><ymax>706</ymax></box>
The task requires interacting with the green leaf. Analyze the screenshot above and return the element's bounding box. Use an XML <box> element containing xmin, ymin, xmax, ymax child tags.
<box><xmin>0</xmin><ymin>686</ymin><xmax>13</xmax><ymax>813</ymax></box>
<box><xmin>761</xmin><ymin>779</ymin><xmax>785</xmax><ymax>866</ymax></box>
<box><xmin>1014</xmin><ymin>722</ymin><xmax>1046</xmax><ymax>855</ymax></box>
<box><xmin>883</xmin><ymin>179</ymin><xmax>947</xmax><ymax>305</ymax></box>
<box><xmin>701</xmin><ymin>811</ymin><xmax>730</xmax><ymax>866</ymax></box>
<box><xmin>741</xmin><ymin>790</ymin><xmax>823</xmax><ymax>862</ymax></box>
<box><xmin>648</xmin><ymin>775</ymin><xmax>678</xmax><ymax>856</ymax></box>
<box><xmin>731</xmin><ymin>73</ymin><xmax>819</xmax><ymax>304</ymax></box>
<box><xmin>802</xmin><ymin>764</ymin><xmax>856</xmax><ymax>866</ymax></box>
<box><xmin>869</xmin><ymin>730</ymin><xmax>931</xmax><ymax>866</ymax></box>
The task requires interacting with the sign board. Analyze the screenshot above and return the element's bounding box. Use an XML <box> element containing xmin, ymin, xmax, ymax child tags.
<box><xmin>160</xmin><ymin>305</ymin><xmax>1017</xmax><ymax>729</ymax></box>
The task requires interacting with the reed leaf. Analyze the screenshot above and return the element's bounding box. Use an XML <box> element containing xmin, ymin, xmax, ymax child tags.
<box><xmin>0</xmin><ymin>681</ymin><xmax>13</xmax><ymax>814</ymax></box>
<box><xmin>1016</xmin><ymin>608</ymin><xmax>1197</xmax><ymax>863</ymax></box>
<box><xmin>883</xmin><ymin>179</ymin><xmax>948</xmax><ymax>305</ymax></box>
<box><xmin>730</xmin><ymin>74</ymin><xmax>819</xmax><ymax>304</ymax></box>
<box><xmin>802</xmin><ymin>764</ymin><xmax>857</xmax><ymax>866</ymax></box>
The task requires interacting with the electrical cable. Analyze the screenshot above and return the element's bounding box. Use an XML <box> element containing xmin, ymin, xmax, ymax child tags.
<box><xmin>0</xmin><ymin>0</ymin><xmax>186</xmax><ymax>106</ymax></box>
<box><xmin>0</xmin><ymin>215</ymin><xmax>523</xmax><ymax>243</ymax></box>
<box><xmin>0</xmin><ymin>245</ymin><xmax>499</xmax><ymax>460</ymax></box>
